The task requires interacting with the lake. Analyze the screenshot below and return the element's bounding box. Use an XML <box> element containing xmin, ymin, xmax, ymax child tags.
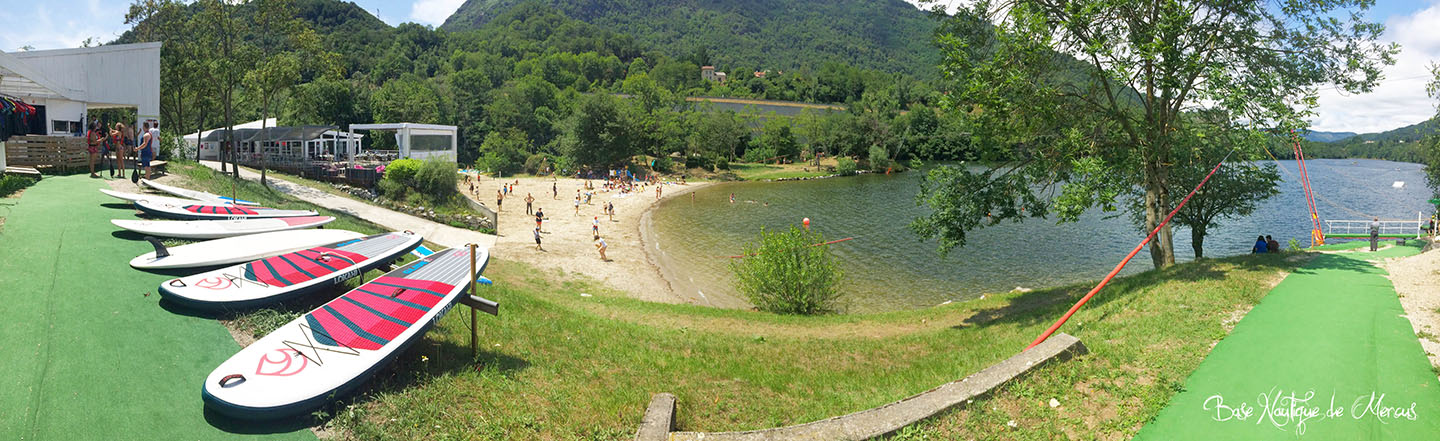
<box><xmin>648</xmin><ymin>159</ymin><xmax>1434</xmax><ymax>312</ymax></box>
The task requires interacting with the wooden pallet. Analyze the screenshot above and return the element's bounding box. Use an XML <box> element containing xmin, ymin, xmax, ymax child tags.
<box><xmin>3</xmin><ymin>136</ymin><xmax>86</xmax><ymax>171</ymax></box>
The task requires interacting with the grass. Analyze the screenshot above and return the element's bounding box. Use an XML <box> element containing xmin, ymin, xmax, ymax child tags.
<box><xmin>727</xmin><ymin>161</ymin><xmax>834</xmax><ymax>181</ymax></box>
<box><xmin>318</xmin><ymin>252</ymin><xmax>1302</xmax><ymax>440</ymax></box>
<box><xmin>163</xmin><ymin>161</ymin><xmax>1305</xmax><ymax>441</ymax></box>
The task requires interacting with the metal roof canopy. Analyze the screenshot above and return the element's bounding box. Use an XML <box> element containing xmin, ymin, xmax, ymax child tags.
<box><xmin>242</xmin><ymin>125</ymin><xmax>336</xmax><ymax>143</ymax></box>
<box><xmin>201</xmin><ymin>128</ymin><xmax>260</xmax><ymax>142</ymax></box>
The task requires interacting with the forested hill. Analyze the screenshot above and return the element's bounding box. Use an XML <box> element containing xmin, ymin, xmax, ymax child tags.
<box><xmin>440</xmin><ymin>0</ymin><xmax>945</xmax><ymax>79</ymax></box>
<box><xmin>1293</xmin><ymin>119</ymin><xmax>1438</xmax><ymax>163</ymax></box>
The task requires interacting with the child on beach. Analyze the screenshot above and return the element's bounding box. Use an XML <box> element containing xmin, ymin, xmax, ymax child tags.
<box><xmin>574</xmin><ymin>195</ymin><xmax>581</xmax><ymax>215</ymax></box>
<box><xmin>534</xmin><ymin>227</ymin><xmax>544</xmax><ymax>251</ymax></box>
<box><xmin>594</xmin><ymin>234</ymin><xmax>608</xmax><ymax>261</ymax></box>
<box><xmin>593</xmin><ymin>216</ymin><xmax>599</xmax><ymax>235</ymax></box>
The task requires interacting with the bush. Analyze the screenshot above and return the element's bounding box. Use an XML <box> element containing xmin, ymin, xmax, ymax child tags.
<box><xmin>729</xmin><ymin>225</ymin><xmax>845</xmax><ymax>315</ymax></box>
<box><xmin>836</xmin><ymin>157</ymin><xmax>858</xmax><ymax>176</ymax></box>
<box><xmin>652</xmin><ymin>156</ymin><xmax>674</xmax><ymax>174</ymax></box>
<box><xmin>384</xmin><ymin>158</ymin><xmax>423</xmax><ymax>184</ymax></box>
<box><xmin>868</xmin><ymin>145</ymin><xmax>891</xmax><ymax>172</ymax></box>
<box><xmin>414</xmin><ymin>158</ymin><xmax>458</xmax><ymax>200</ymax></box>
<box><xmin>0</xmin><ymin>175</ymin><xmax>38</xmax><ymax>198</ymax></box>
<box><xmin>523</xmin><ymin>153</ymin><xmax>550</xmax><ymax>175</ymax></box>
<box><xmin>742</xmin><ymin>147</ymin><xmax>777</xmax><ymax>164</ymax></box>
<box><xmin>685</xmin><ymin>155</ymin><xmax>713</xmax><ymax>170</ymax></box>
<box><xmin>715</xmin><ymin>156</ymin><xmax>730</xmax><ymax>170</ymax></box>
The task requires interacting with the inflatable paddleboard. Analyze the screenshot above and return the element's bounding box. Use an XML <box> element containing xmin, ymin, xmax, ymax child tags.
<box><xmin>142</xmin><ymin>178</ymin><xmax>260</xmax><ymax>206</ymax></box>
<box><xmin>134</xmin><ymin>199</ymin><xmax>317</xmax><ymax>220</ymax></box>
<box><xmin>159</xmin><ymin>231</ymin><xmax>422</xmax><ymax>310</ymax></box>
<box><xmin>111</xmin><ymin>216</ymin><xmax>336</xmax><ymax>239</ymax></box>
<box><xmin>130</xmin><ymin>229</ymin><xmax>364</xmax><ymax>270</ymax></box>
<box><xmin>100</xmin><ymin>188</ymin><xmax>210</xmax><ymax>207</ymax></box>
<box><xmin>203</xmin><ymin>246</ymin><xmax>491</xmax><ymax>419</ymax></box>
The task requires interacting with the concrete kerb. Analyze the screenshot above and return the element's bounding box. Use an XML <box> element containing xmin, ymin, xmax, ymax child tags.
<box><xmin>634</xmin><ymin>333</ymin><xmax>1087</xmax><ymax>441</ymax></box>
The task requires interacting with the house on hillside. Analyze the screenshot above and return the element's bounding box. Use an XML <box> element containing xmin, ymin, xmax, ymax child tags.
<box><xmin>701</xmin><ymin>65</ymin><xmax>727</xmax><ymax>82</ymax></box>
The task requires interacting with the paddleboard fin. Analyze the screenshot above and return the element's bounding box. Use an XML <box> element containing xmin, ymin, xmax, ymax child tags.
<box><xmin>145</xmin><ymin>236</ymin><xmax>170</xmax><ymax>258</ymax></box>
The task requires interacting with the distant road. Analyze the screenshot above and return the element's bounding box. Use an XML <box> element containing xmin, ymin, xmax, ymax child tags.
<box><xmin>684</xmin><ymin>96</ymin><xmax>846</xmax><ymax>116</ymax></box>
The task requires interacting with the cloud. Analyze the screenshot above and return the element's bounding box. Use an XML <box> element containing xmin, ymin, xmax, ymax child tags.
<box><xmin>1310</xmin><ymin>3</ymin><xmax>1440</xmax><ymax>134</ymax></box>
<box><xmin>0</xmin><ymin>2</ymin><xmax>128</xmax><ymax>51</ymax></box>
<box><xmin>409</xmin><ymin>0</ymin><xmax>466</xmax><ymax>26</ymax></box>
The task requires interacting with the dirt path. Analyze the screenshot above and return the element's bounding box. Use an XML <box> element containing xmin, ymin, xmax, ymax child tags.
<box><xmin>1379</xmin><ymin>240</ymin><xmax>1440</xmax><ymax>374</ymax></box>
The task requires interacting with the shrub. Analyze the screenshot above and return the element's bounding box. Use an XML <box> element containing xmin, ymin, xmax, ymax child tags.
<box><xmin>523</xmin><ymin>153</ymin><xmax>550</xmax><ymax>175</ymax></box>
<box><xmin>384</xmin><ymin>158</ymin><xmax>423</xmax><ymax>184</ymax></box>
<box><xmin>729</xmin><ymin>225</ymin><xmax>845</xmax><ymax>315</ymax></box>
<box><xmin>414</xmin><ymin>158</ymin><xmax>458</xmax><ymax>200</ymax></box>
<box><xmin>684</xmin><ymin>155</ymin><xmax>713</xmax><ymax>170</ymax></box>
<box><xmin>868</xmin><ymin>145</ymin><xmax>891</xmax><ymax>172</ymax></box>
<box><xmin>742</xmin><ymin>147</ymin><xmax>777</xmax><ymax>164</ymax></box>
<box><xmin>652</xmin><ymin>156</ymin><xmax>674</xmax><ymax>174</ymax></box>
<box><xmin>0</xmin><ymin>175</ymin><xmax>38</xmax><ymax>198</ymax></box>
<box><xmin>714</xmin><ymin>156</ymin><xmax>730</xmax><ymax>170</ymax></box>
<box><xmin>475</xmin><ymin>152</ymin><xmax>521</xmax><ymax>176</ymax></box>
<box><xmin>836</xmin><ymin>157</ymin><xmax>858</xmax><ymax>176</ymax></box>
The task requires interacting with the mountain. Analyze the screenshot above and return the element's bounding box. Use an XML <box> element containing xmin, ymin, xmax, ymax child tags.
<box><xmin>1301</xmin><ymin>130</ymin><xmax>1357</xmax><ymax>143</ymax></box>
<box><xmin>440</xmin><ymin>0</ymin><xmax>944</xmax><ymax>79</ymax></box>
<box><xmin>1297</xmin><ymin>119</ymin><xmax>1436</xmax><ymax>163</ymax></box>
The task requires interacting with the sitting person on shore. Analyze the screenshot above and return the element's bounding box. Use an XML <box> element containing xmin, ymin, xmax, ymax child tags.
<box><xmin>1252</xmin><ymin>235</ymin><xmax>1268</xmax><ymax>254</ymax></box>
<box><xmin>1266</xmin><ymin>235</ymin><xmax>1280</xmax><ymax>253</ymax></box>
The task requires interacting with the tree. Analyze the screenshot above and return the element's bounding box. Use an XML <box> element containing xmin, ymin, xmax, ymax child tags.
<box><xmin>913</xmin><ymin>0</ymin><xmax>1397</xmax><ymax>267</ymax></box>
<box><xmin>689</xmin><ymin>109</ymin><xmax>749</xmax><ymax>160</ymax></box>
<box><xmin>758</xmin><ymin>117</ymin><xmax>799</xmax><ymax>161</ymax></box>
<box><xmin>559</xmin><ymin>93</ymin><xmax>633</xmax><ymax>167</ymax></box>
<box><xmin>1423</xmin><ymin>63</ymin><xmax>1440</xmax><ymax>200</ymax></box>
<box><xmin>475</xmin><ymin>129</ymin><xmax>532</xmax><ymax>176</ymax></box>
<box><xmin>1129</xmin><ymin>121</ymin><xmax>1280</xmax><ymax>258</ymax></box>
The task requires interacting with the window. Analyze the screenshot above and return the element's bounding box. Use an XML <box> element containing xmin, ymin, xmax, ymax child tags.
<box><xmin>410</xmin><ymin>134</ymin><xmax>452</xmax><ymax>152</ymax></box>
<box><xmin>52</xmin><ymin>120</ymin><xmax>78</xmax><ymax>134</ymax></box>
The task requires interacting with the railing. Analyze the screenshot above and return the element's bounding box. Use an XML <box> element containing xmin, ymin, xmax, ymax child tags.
<box><xmin>3</xmin><ymin>136</ymin><xmax>86</xmax><ymax>171</ymax></box>
<box><xmin>1323</xmin><ymin>215</ymin><xmax>1424</xmax><ymax>239</ymax></box>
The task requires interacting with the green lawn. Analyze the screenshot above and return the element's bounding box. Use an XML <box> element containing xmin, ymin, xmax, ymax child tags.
<box><xmin>21</xmin><ymin>162</ymin><xmax>1319</xmax><ymax>440</ymax></box>
<box><xmin>727</xmin><ymin>162</ymin><xmax>832</xmax><ymax>181</ymax></box>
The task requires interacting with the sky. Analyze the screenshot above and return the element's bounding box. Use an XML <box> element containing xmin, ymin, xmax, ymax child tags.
<box><xmin>0</xmin><ymin>0</ymin><xmax>1437</xmax><ymax>134</ymax></box>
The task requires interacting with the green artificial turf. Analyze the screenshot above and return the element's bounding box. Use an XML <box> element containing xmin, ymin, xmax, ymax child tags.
<box><xmin>1136</xmin><ymin>242</ymin><xmax>1440</xmax><ymax>439</ymax></box>
<box><xmin>0</xmin><ymin>175</ymin><xmax>313</xmax><ymax>440</ymax></box>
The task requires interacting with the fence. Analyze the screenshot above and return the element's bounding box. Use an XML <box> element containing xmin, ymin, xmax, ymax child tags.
<box><xmin>3</xmin><ymin>136</ymin><xmax>86</xmax><ymax>172</ymax></box>
<box><xmin>1323</xmin><ymin>215</ymin><xmax>1424</xmax><ymax>239</ymax></box>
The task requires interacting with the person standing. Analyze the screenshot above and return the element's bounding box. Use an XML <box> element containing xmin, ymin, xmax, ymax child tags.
<box><xmin>535</xmin><ymin>207</ymin><xmax>545</xmax><ymax>232</ymax></box>
<box><xmin>1369</xmin><ymin>217</ymin><xmax>1381</xmax><ymax>251</ymax></box>
<box><xmin>656</xmin><ymin>186</ymin><xmax>662</xmax><ymax>200</ymax></box>
<box><xmin>607</xmin><ymin>202</ymin><xmax>614</xmax><ymax>222</ymax></box>
<box><xmin>525</xmin><ymin>193</ymin><xmax>535</xmax><ymax>215</ymax></box>
<box><xmin>552</xmin><ymin>182</ymin><xmax>557</xmax><ymax>199</ymax></box>
<box><xmin>592</xmin><ymin>216</ymin><xmax>600</xmax><ymax>236</ymax></box>
<box><xmin>533</xmin><ymin>227</ymin><xmax>544</xmax><ymax>251</ymax></box>
<box><xmin>110</xmin><ymin>123</ymin><xmax>127</xmax><ymax>179</ymax></box>
<box><xmin>86</xmin><ymin>121</ymin><xmax>103</xmax><ymax>178</ymax></box>
<box><xmin>496</xmin><ymin>189</ymin><xmax>504</xmax><ymax>211</ymax></box>
<box><xmin>574</xmin><ymin>194</ymin><xmax>581</xmax><ymax>216</ymax></box>
<box><xmin>135</xmin><ymin>122</ymin><xmax>157</xmax><ymax>181</ymax></box>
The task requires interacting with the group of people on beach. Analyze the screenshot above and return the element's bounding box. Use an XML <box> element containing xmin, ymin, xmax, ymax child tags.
<box><xmin>1252</xmin><ymin>235</ymin><xmax>1281</xmax><ymax>253</ymax></box>
<box><xmin>86</xmin><ymin>120</ymin><xmax>159</xmax><ymax>181</ymax></box>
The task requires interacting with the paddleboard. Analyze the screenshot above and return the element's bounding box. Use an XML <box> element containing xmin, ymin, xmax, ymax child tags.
<box><xmin>159</xmin><ymin>231</ymin><xmax>422</xmax><ymax>310</ymax></box>
<box><xmin>203</xmin><ymin>246</ymin><xmax>491</xmax><ymax>419</ymax></box>
<box><xmin>142</xmin><ymin>178</ymin><xmax>260</xmax><ymax>206</ymax></box>
<box><xmin>129</xmin><ymin>229</ymin><xmax>364</xmax><ymax>270</ymax></box>
<box><xmin>134</xmin><ymin>199</ymin><xmax>317</xmax><ymax>220</ymax></box>
<box><xmin>111</xmin><ymin>216</ymin><xmax>336</xmax><ymax>239</ymax></box>
<box><xmin>100</xmin><ymin>188</ymin><xmax>211</xmax><ymax>207</ymax></box>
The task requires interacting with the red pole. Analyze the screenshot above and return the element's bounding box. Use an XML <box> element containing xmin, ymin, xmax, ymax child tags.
<box><xmin>1025</xmin><ymin>154</ymin><xmax>1231</xmax><ymax>350</ymax></box>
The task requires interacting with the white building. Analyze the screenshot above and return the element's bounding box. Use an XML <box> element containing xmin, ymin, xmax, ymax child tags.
<box><xmin>0</xmin><ymin>42</ymin><xmax>162</xmax><ymax>136</ymax></box>
<box><xmin>348</xmin><ymin>123</ymin><xmax>458</xmax><ymax>163</ymax></box>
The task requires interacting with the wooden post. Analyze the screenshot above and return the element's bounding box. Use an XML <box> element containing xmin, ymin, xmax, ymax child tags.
<box><xmin>469</xmin><ymin>243</ymin><xmax>478</xmax><ymax>359</ymax></box>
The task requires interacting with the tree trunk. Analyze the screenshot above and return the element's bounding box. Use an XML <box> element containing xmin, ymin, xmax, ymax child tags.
<box><xmin>1143</xmin><ymin>159</ymin><xmax>1176</xmax><ymax>268</ymax></box>
<box><xmin>1191</xmin><ymin>225</ymin><xmax>1206</xmax><ymax>259</ymax></box>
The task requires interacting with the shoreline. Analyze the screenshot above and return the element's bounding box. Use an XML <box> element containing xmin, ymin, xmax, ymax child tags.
<box><xmin>473</xmin><ymin>173</ymin><xmax>748</xmax><ymax>308</ymax></box>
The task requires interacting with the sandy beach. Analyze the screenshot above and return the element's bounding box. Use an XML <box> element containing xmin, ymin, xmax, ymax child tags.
<box><xmin>463</xmin><ymin>173</ymin><xmax>747</xmax><ymax>307</ymax></box>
